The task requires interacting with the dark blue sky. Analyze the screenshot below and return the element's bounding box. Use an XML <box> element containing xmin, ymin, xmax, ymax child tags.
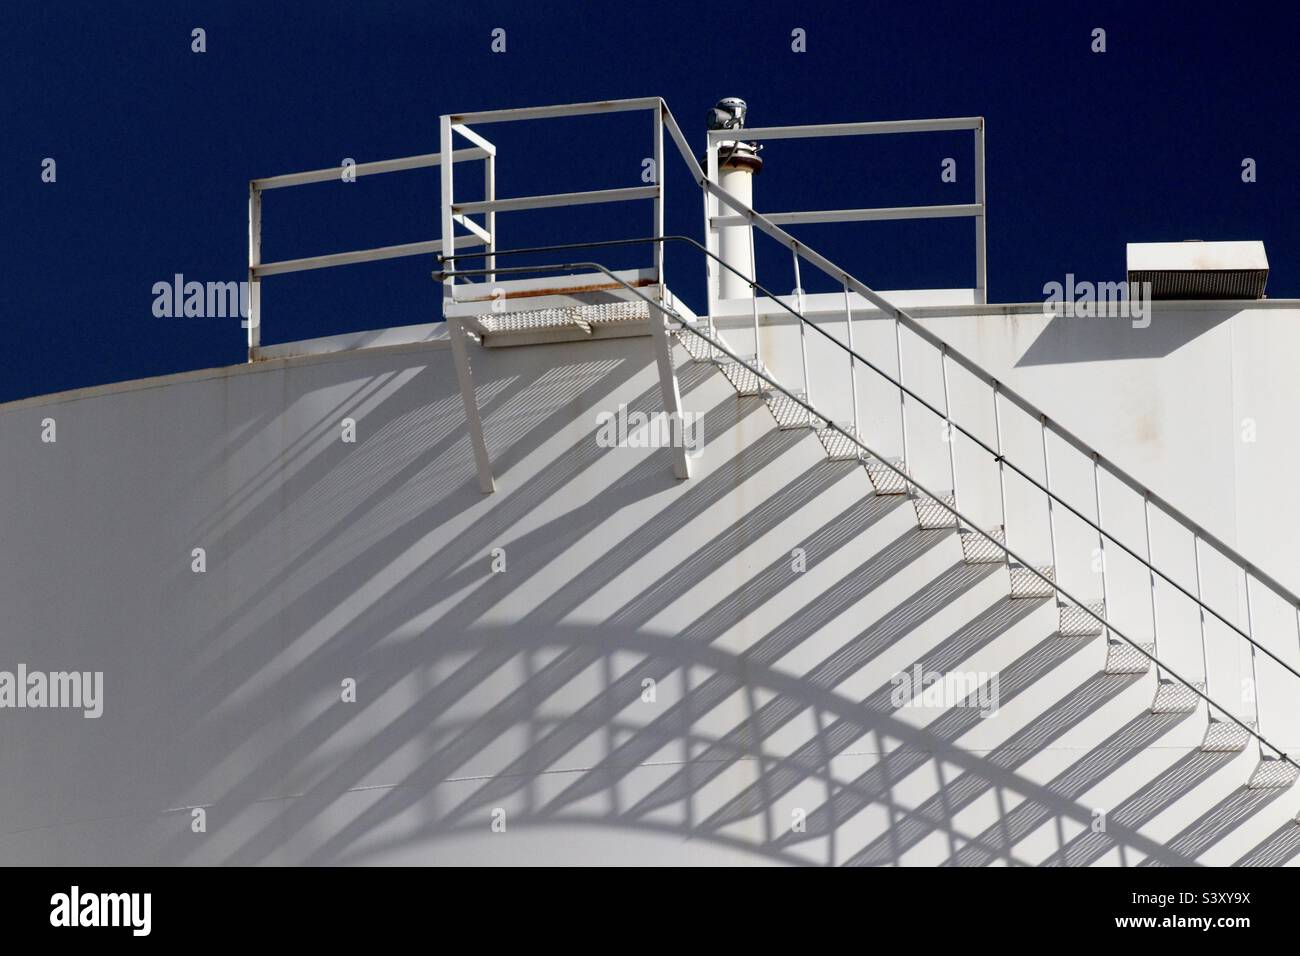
<box><xmin>4</xmin><ymin>1</ymin><xmax>1293</xmax><ymax>403</ymax></box>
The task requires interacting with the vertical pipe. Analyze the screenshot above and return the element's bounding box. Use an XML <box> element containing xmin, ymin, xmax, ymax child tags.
<box><xmin>992</xmin><ymin>381</ymin><xmax>1011</xmax><ymax>569</ymax></box>
<box><xmin>246</xmin><ymin>183</ymin><xmax>262</xmax><ymax>361</ymax></box>
<box><xmin>843</xmin><ymin>285</ymin><xmax>860</xmax><ymax>445</ymax></box>
<box><xmin>973</xmin><ymin>120</ymin><xmax>987</xmax><ymax>306</ymax></box>
<box><xmin>1092</xmin><ymin>454</ymin><xmax>1111</xmax><ymax>640</ymax></box>
<box><xmin>940</xmin><ymin>345</ymin><xmax>959</xmax><ymax>528</ymax></box>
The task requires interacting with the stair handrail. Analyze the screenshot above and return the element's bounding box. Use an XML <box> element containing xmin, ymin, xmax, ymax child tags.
<box><xmin>657</xmin><ymin>101</ymin><xmax>1300</xmax><ymax>653</ymax></box>
<box><xmin>659</xmin><ymin>103</ymin><xmax>1300</xmax><ymax>608</ymax></box>
<box><xmin>441</xmin><ymin>232</ymin><xmax>1300</xmax><ymax>691</ymax></box>
<box><xmin>436</xmin><ymin>254</ymin><xmax>1296</xmax><ymax>772</ymax></box>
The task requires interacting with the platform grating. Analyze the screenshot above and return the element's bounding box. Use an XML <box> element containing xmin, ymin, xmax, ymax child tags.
<box><xmin>474</xmin><ymin>300</ymin><xmax>648</xmax><ymax>336</ymax></box>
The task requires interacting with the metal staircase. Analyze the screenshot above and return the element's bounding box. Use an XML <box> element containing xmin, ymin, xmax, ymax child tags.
<box><xmin>667</xmin><ymin>290</ymin><xmax>1300</xmax><ymax>793</ymax></box>
<box><xmin>249</xmin><ymin>95</ymin><xmax>1300</xmax><ymax>800</ymax></box>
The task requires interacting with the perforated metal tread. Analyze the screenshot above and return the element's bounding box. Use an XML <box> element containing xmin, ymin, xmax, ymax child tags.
<box><xmin>675</xmin><ymin>325</ymin><xmax>716</xmax><ymax>362</ymax></box>
<box><xmin>473</xmin><ymin>300</ymin><xmax>648</xmax><ymax>336</ymax></box>
<box><xmin>717</xmin><ymin>356</ymin><xmax>766</xmax><ymax>396</ymax></box>
<box><xmin>912</xmin><ymin>492</ymin><xmax>957</xmax><ymax>530</ymax></box>
<box><xmin>1151</xmin><ymin>678</ymin><xmax>1205</xmax><ymax>714</ymax></box>
<box><xmin>1247</xmin><ymin>758</ymin><xmax>1300</xmax><ymax>790</ymax></box>
<box><xmin>864</xmin><ymin>457</ymin><xmax>909</xmax><ymax>494</ymax></box>
<box><xmin>959</xmin><ymin>527</ymin><xmax>1005</xmax><ymax>564</ymax></box>
<box><xmin>1104</xmin><ymin>639</ymin><xmax>1155</xmax><ymax>674</ymax></box>
<box><xmin>1009</xmin><ymin>563</ymin><xmax>1055</xmax><ymax>599</ymax></box>
<box><xmin>1059</xmin><ymin>601</ymin><xmax>1106</xmax><ymax>637</ymax></box>
<box><xmin>816</xmin><ymin>424</ymin><xmax>864</xmax><ymax>461</ymax></box>
<box><xmin>1202</xmin><ymin>718</ymin><xmax>1257</xmax><ymax>753</ymax></box>
<box><xmin>764</xmin><ymin>388</ymin><xmax>816</xmax><ymax>430</ymax></box>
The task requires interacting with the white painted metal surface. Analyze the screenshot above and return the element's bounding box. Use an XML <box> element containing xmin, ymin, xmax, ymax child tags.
<box><xmin>6</xmin><ymin>96</ymin><xmax>1300</xmax><ymax>866</ymax></box>
<box><xmin>4</xmin><ymin>299</ymin><xmax>1300</xmax><ymax>864</ymax></box>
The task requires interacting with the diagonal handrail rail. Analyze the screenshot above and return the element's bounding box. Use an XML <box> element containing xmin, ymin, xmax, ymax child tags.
<box><xmin>654</xmin><ymin>100</ymin><xmax>1300</xmax><ymax>627</ymax></box>
<box><xmin>441</xmin><ymin>234</ymin><xmax>1300</xmax><ymax>689</ymax></box>
<box><xmin>435</xmin><ymin>256</ymin><xmax>1296</xmax><ymax>772</ymax></box>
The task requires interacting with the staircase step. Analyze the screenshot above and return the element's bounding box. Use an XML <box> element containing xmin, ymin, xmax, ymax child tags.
<box><xmin>1104</xmin><ymin>638</ymin><xmax>1155</xmax><ymax>674</ymax></box>
<box><xmin>1058</xmin><ymin>600</ymin><xmax>1106</xmax><ymax>637</ymax></box>
<box><xmin>1150</xmin><ymin>678</ymin><xmax>1205</xmax><ymax>714</ymax></box>
<box><xmin>763</xmin><ymin>388</ymin><xmax>816</xmax><ymax>430</ymax></box>
<box><xmin>1247</xmin><ymin>758</ymin><xmax>1300</xmax><ymax>790</ymax></box>
<box><xmin>815</xmin><ymin>424</ymin><xmax>864</xmax><ymax>460</ymax></box>
<box><xmin>959</xmin><ymin>527</ymin><xmax>1006</xmax><ymax>564</ymax></box>
<box><xmin>1008</xmin><ymin>563</ymin><xmax>1055</xmax><ymax>599</ymax></box>
<box><xmin>675</xmin><ymin>326</ymin><xmax>716</xmax><ymax>363</ymax></box>
<box><xmin>911</xmin><ymin>491</ymin><xmax>957</xmax><ymax>530</ymax></box>
<box><xmin>716</xmin><ymin>356</ymin><xmax>765</xmax><ymax>396</ymax></box>
<box><xmin>864</xmin><ymin>457</ymin><xmax>909</xmax><ymax>495</ymax></box>
<box><xmin>1201</xmin><ymin>717</ymin><xmax>1257</xmax><ymax>753</ymax></box>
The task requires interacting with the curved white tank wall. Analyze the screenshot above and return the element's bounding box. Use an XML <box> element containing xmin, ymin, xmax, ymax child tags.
<box><xmin>2</xmin><ymin>311</ymin><xmax>1299</xmax><ymax>865</ymax></box>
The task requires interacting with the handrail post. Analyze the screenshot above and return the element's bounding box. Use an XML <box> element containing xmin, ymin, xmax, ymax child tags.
<box><xmin>1193</xmin><ymin>533</ymin><xmax>1212</xmax><ymax>706</ymax></box>
<box><xmin>973</xmin><ymin>119</ymin><xmax>987</xmax><ymax>305</ymax></box>
<box><xmin>647</xmin><ymin>110</ymin><xmax>689</xmax><ymax>480</ymax></box>
<box><xmin>441</xmin><ymin>114</ymin><xmax>495</xmax><ymax>494</ymax></box>
<box><xmin>893</xmin><ymin>312</ymin><xmax>909</xmax><ymax>470</ymax></box>
<box><xmin>1244</xmin><ymin>574</ymin><xmax>1265</xmax><ymax>757</ymax></box>
<box><xmin>1142</xmin><ymin>492</ymin><xmax>1163</xmax><ymax>680</ymax></box>
<box><xmin>1092</xmin><ymin>454</ymin><xmax>1111</xmax><ymax>640</ymax></box>
<box><xmin>843</xmin><ymin>285</ymin><xmax>861</xmax><ymax>446</ymax></box>
<box><xmin>1040</xmin><ymin>416</ymin><xmax>1059</xmax><ymax>592</ymax></box>
<box><xmin>793</xmin><ymin>248</ymin><xmax>811</xmax><ymax>424</ymax></box>
<box><xmin>703</xmin><ymin>134</ymin><xmax>720</xmax><ymax>361</ymax></box>
<box><xmin>246</xmin><ymin>183</ymin><xmax>262</xmax><ymax>361</ymax></box>
<box><xmin>749</xmin><ymin>227</ymin><xmax>762</xmax><ymax>369</ymax></box>
<box><xmin>652</xmin><ymin>110</ymin><xmax>664</xmax><ymax>291</ymax></box>
<box><xmin>941</xmin><ymin>345</ymin><xmax>960</xmax><ymax>526</ymax></box>
<box><xmin>484</xmin><ymin>152</ymin><xmax>496</xmax><ymax>286</ymax></box>
<box><xmin>992</xmin><ymin>381</ymin><xmax>1010</xmax><ymax>569</ymax></box>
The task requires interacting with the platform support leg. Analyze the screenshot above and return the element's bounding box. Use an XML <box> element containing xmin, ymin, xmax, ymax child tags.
<box><xmin>648</xmin><ymin>293</ymin><xmax>692</xmax><ymax>480</ymax></box>
<box><xmin>449</xmin><ymin>317</ymin><xmax>496</xmax><ymax>493</ymax></box>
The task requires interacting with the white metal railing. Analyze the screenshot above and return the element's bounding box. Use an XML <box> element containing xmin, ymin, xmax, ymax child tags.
<box><xmin>673</xmin><ymin>111</ymin><xmax>1300</xmax><ymax>772</ymax></box>
<box><xmin>432</xmin><ymin>99</ymin><xmax>679</xmax><ymax>491</ymax></box>
<box><xmin>439</xmin><ymin>248</ymin><xmax>1300</xmax><ymax>782</ymax></box>
<box><xmin>246</xmin><ymin>145</ymin><xmax>494</xmax><ymax>359</ymax></box>
<box><xmin>704</xmin><ymin>115</ymin><xmax>987</xmax><ymax>312</ymax></box>
<box><xmin>438</xmin><ymin>98</ymin><xmax>668</xmax><ymax>302</ymax></box>
<box><xmin>244</xmin><ymin>97</ymin><xmax>1300</xmax><ymax>779</ymax></box>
